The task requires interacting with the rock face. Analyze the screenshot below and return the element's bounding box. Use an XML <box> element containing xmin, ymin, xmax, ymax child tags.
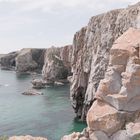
<box><xmin>42</xmin><ymin>45</ymin><xmax>72</xmax><ymax>84</ymax></box>
<box><xmin>96</xmin><ymin>28</ymin><xmax>140</xmax><ymax>112</ymax></box>
<box><xmin>9</xmin><ymin>135</ymin><xmax>47</xmax><ymax>140</ymax></box>
<box><xmin>70</xmin><ymin>2</ymin><xmax>140</xmax><ymax>120</ymax></box>
<box><xmin>0</xmin><ymin>48</ymin><xmax>45</xmax><ymax>73</ymax></box>
<box><xmin>16</xmin><ymin>48</ymin><xmax>45</xmax><ymax>73</ymax></box>
<box><xmin>0</xmin><ymin>51</ymin><xmax>18</xmax><ymax>70</ymax></box>
<box><xmin>62</xmin><ymin>28</ymin><xmax>140</xmax><ymax>140</ymax></box>
<box><xmin>62</xmin><ymin>27</ymin><xmax>140</xmax><ymax>139</ymax></box>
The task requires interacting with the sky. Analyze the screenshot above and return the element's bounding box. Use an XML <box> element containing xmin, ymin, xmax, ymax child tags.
<box><xmin>0</xmin><ymin>0</ymin><xmax>139</xmax><ymax>53</ymax></box>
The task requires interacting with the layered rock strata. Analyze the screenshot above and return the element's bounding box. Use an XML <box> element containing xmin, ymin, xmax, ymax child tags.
<box><xmin>70</xmin><ymin>2</ymin><xmax>140</xmax><ymax>120</ymax></box>
<box><xmin>62</xmin><ymin>28</ymin><xmax>140</xmax><ymax>140</ymax></box>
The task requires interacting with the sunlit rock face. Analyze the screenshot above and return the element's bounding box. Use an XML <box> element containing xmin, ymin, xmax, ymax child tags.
<box><xmin>62</xmin><ymin>27</ymin><xmax>140</xmax><ymax>140</ymax></box>
<box><xmin>70</xmin><ymin>2</ymin><xmax>140</xmax><ymax>120</ymax></box>
<box><xmin>96</xmin><ymin>28</ymin><xmax>140</xmax><ymax>112</ymax></box>
<box><xmin>42</xmin><ymin>45</ymin><xmax>72</xmax><ymax>84</ymax></box>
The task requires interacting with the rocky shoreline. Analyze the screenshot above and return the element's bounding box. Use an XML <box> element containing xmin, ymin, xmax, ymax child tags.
<box><xmin>1</xmin><ymin>2</ymin><xmax>140</xmax><ymax>140</ymax></box>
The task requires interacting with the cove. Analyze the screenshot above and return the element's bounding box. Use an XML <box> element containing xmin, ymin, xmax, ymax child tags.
<box><xmin>0</xmin><ymin>69</ymin><xmax>86</xmax><ymax>140</ymax></box>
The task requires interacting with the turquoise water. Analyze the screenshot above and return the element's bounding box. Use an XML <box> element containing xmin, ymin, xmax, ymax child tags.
<box><xmin>0</xmin><ymin>69</ymin><xmax>86</xmax><ymax>140</ymax></box>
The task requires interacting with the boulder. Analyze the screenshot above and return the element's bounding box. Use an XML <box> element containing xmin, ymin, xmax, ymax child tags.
<box><xmin>22</xmin><ymin>89</ymin><xmax>43</xmax><ymax>96</ymax></box>
<box><xmin>9</xmin><ymin>135</ymin><xmax>47</xmax><ymax>140</ymax></box>
<box><xmin>32</xmin><ymin>79</ymin><xmax>46</xmax><ymax>89</ymax></box>
<box><xmin>87</xmin><ymin>100</ymin><xmax>126</xmax><ymax>136</ymax></box>
<box><xmin>61</xmin><ymin>132</ymin><xmax>81</xmax><ymax>140</ymax></box>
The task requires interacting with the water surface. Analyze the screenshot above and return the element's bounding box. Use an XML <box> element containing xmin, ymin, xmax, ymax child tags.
<box><xmin>0</xmin><ymin>69</ymin><xmax>86</xmax><ymax>140</ymax></box>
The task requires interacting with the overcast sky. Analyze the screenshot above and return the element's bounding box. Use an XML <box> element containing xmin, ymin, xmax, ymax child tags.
<box><xmin>0</xmin><ymin>0</ymin><xmax>139</xmax><ymax>53</ymax></box>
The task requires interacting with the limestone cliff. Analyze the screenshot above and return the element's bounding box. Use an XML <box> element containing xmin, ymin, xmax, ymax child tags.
<box><xmin>62</xmin><ymin>28</ymin><xmax>140</xmax><ymax>140</ymax></box>
<box><xmin>42</xmin><ymin>45</ymin><xmax>72</xmax><ymax>84</ymax></box>
<box><xmin>16</xmin><ymin>48</ymin><xmax>45</xmax><ymax>73</ymax></box>
<box><xmin>0</xmin><ymin>48</ymin><xmax>46</xmax><ymax>73</ymax></box>
<box><xmin>0</xmin><ymin>51</ymin><xmax>18</xmax><ymax>70</ymax></box>
<box><xmin>70</xmin><ymin>2</ymin><xmax>140</xmax><ymax>120</ymax></box>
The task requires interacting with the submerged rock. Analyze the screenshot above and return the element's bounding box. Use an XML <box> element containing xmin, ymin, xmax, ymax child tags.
<box><xmin>22</xmin><ymin>89</ymin><xmax>43</xmax><ymax>96</ymax></box>
<box><xmin>54</xmin><ymin>81</ymin><xmax>64</xmax><ymax>86</ymax></box>
<box><xmin>32</xmin><ymin>79</ymin><xmax>46</xmax><ymax>89</ymax></box>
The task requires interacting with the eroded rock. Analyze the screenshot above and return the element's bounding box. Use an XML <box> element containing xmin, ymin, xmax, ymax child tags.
<box><xmin>70</xmin><ymin>2</ymin><xmax>140</xmax><ymax>120</ymax></box>
<box><xmin>42</xmin><ymin>45</ymin><xmax>72</xmax><ymax>84</ymax></box>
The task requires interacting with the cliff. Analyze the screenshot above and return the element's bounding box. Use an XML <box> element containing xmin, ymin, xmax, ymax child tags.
<box><xmin>42</xmin><ymin>45</ymin><xmax>72</xmax><ymax>84</ymax></box>
<box><xmin>62</xmin><ymin>28</ymin><xmax>140</xmax><ymax>140</ymax></box>
<box><xmin>70</xmin><ymin>2</ymin><xmax>140</xmax><ymax>120</ymax></box>
<box><xmin>0</xmin><ymin>48</ymin><xmax>45</xmax><ymax>73</ymax></box>
<box><xmin>16</xmin><ymin>48</ymin><xmax>45</xmax><ymax>73</ymax></box>
<box><xmin>0</xmin><ymin>51</ymin><xmax>18</xmax><ymax>70</ymax></box>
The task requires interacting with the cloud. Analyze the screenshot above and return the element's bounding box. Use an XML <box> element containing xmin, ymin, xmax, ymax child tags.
<box><xmin>0</xmin><ymin>0</ymin><xmax>139</xmax><ymax>53</ymax></box>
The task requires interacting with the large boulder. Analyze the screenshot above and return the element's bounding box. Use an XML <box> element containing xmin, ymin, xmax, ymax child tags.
<box><xmin>87</xmin><ymin>100</ymin><xmax>126</xmax><ymax>136</ymax></box>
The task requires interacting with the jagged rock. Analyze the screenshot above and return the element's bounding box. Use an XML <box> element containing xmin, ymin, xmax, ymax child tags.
<box><xmin>0</xmin><ymin>51</ymin><xmax>18</xmax><ymax>70</ymax></box>
<box><xmin>96</xmin><ymin>28</ymin><xmax>140</xmax><ymax>112</ymax></box>
<box><xmin>22</xmin><ymin>89</ymin><xmax>43</xmax><ymax>96</ymax></box>
<box><xmin>32</xmin><ymin>79</ymin><xmax>46</xmax><ymax>89</ymax></box>
<box><xmin>16</xmin><ymin>48</ymin><xmax>45</xmax><ymax>73</ymax></box>
<box><xmin>89</xmin><ymin>131</ymin><xmax>110</xmax><ymax>140</ymax></box>
<box><xmin>87</xmin><ymin>100</ymin><xmax>126</xmax><ymax>136</ymax></box>
<box><xmin>61</xmin><ymin>132</ymin><xmax>81</xmax><ymax>140</ymax></box>
<box><xmin>70</xmin><ymin>2</ymin><xmax>140</xmax><ymax>120</ymax></box>
<box><xmin>42</xmin><ymin>46</ymin><xmax>72</xmax><ymax>84</ymax></box>
<box><xmin>9</xmin><ymin>135</ymin><xmax>47</xmax><ymax>140</ymax></box>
